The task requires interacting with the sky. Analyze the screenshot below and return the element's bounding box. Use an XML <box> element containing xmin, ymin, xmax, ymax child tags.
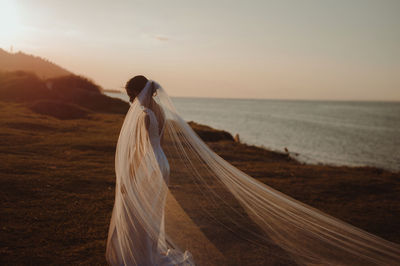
<box><xmin>1</xmin><ymin>0</ymin><xmax>399</xmax><ymax>101</ymax></box>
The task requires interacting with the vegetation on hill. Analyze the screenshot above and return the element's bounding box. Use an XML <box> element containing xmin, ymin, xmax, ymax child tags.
<box><xmin>188</xmin><ymin>121</ymin><xmax>234</xmax><ymax>142</ymax></box>
<box><xmin>30</xmin><ymin>100</ymin><xmax>91</xmax><ymax>120</ymax></box>
<box><xmin>0</xmin><ymin>71</ymin><xmax>129</xmax><ymax>118</ymax></box>
<box><xmin>0</xmin><ymin>48</ymin><xmax>71</xmax><ymax>79</ymax></box>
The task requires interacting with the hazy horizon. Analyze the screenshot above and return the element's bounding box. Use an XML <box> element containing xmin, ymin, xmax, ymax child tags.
<box><xmin>1</xmin><ymin>0</ymin><xmax>399</xmax><ymax>101</ymax></box>
<box><xmin>105</xmin><ymin>89</ymin><xmax>400</xmax><ymax>103</ymax></box>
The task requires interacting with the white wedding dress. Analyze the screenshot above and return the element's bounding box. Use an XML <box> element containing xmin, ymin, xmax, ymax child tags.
<box><xmin>106</xmin><ymin>80</ymin><xmax>400</xmax><ymax>266</ymax></box>
<box><xmin>106</xmin><ymin>82</ymin><xmax>194</xmax><ymax>265</ymax></box>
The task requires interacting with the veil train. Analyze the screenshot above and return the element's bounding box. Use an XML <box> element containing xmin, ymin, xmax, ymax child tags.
<box><xmin>106</xmin><ymin>81</ymin><xmax>400</xmax><ymax>265</ymax></box>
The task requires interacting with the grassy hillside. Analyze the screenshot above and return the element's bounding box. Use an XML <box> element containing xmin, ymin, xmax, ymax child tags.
<box><xmin>0</xmin><ymin>71</ymin><xmax>129</xmax><ymax>116</ymax></box>
<box><xmin>0</xmin><ymin>101</ymin><xmax>399</xmax><ymax>265</ymax></box>
<box><xmin>0</xmin><ymin>49</ymin><xmax>71</xmax><ymax>79</ymax></box>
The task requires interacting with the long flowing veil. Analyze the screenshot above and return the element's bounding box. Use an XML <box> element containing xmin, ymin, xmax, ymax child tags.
<box><xmin>107</xmin><ymin>81</ymin><xmax>400</xmax><ymax>265</ymax></box>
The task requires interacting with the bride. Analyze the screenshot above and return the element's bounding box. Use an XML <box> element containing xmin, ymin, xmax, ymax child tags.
<box><xmin>106</xmin><ymin>76</ymin><xmax>400</xmax><ymax>266</ymax></box>
<box><xmin>106</xmin><ymin>76</ymin><xmax>194</xmax><ymax>265</ymax></box>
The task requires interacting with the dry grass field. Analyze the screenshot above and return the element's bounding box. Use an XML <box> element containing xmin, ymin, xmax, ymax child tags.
<box><xmin>1</xmin><ymin>101</ymin><xmax>399</xmax><ymax>265</ymax></box>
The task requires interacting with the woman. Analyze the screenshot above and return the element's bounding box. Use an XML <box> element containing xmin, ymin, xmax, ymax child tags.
<box><xmin>107</xmin><ymin>76</ymin><xmax>400</xmax><ymax>266</ymax></box>
<box><xmin>106</xmin><ymin>76</ymin><xmax>193</xmax><ymax>265</ymax></box>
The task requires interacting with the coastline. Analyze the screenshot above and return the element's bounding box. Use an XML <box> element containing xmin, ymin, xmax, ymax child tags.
<box><xmin>1</xmin><ymin>101</ymin><xmax>399</xmax><ymax>264</ymax></box>
<box><xmin>104</xmin><ymin>91</ymin><xmax>400</xmax><ymax>172</ymax></box>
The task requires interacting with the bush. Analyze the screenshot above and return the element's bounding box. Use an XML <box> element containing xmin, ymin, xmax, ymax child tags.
<box><xmin>0</xmin><ymin>71</ymin><xmax>130</xmax><ymax>116</ymax></box>
<box><xmin>188</xmin><ymin>121</ymin><xmax>234</xmax><ymax>142</ymax></box>
<box><xmin>0</xmin><ymin>71</ymin><xmax>54</xmax><ymax>102</ymax></box>
<box><xmin>29</xmin><ymin>100</ymin><xmax>91</xmax><ymax>120</ymax></box>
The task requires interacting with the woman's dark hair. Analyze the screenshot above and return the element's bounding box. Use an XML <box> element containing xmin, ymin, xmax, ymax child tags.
<box><xmin>125</xmin><ymin>75</ymin><xmax>148</xmax><ymax>102</ymax></box>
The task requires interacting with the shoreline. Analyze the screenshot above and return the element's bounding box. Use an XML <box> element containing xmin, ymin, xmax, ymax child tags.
<box><xmin>104</xmin><ymin>91</ymin><xmax>400</xmax><ymax>173</ymax></box>
<box><xmin>189</xmin><ymin>122</ymin><xmax>400</xmax><ymax>174</ymax></box>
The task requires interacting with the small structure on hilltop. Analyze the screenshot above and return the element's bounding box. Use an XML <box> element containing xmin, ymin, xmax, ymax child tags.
<box><xmin>234</xmin><ymin>133</ymin><xmax>240</xmax><ymax>143</ymax></box>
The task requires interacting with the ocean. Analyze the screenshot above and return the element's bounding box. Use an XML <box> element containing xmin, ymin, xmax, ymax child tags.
<box><xmin>105</xmin><ymin>92</ymin><xmax>400</xmax><ymax>172</ymax></box>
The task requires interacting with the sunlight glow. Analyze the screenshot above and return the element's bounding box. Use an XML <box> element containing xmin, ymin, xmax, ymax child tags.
<box><xmin>0</xmin><ymin>1</ymin><xmax>399</xmax><ymax>100</ymax></box>
<box><xmin>0</xmin><ymin>0</ymin><xmax>20</xmax><ymax>46</ymax></box>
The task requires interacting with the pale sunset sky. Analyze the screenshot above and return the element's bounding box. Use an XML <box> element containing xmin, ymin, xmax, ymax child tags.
<box><xmin>1</xmin><ymin>0</ymin><xmax>399</xmax><ymax>101</ymax></box>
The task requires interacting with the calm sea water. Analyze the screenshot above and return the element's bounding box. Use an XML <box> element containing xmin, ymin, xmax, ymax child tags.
<box><xmin>106</xmin><ymin>92</ymin><xmax>400</xmax><ymax>172</ymax></box>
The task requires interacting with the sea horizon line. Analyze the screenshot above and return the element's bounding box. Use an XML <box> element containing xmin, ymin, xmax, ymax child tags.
<box><xmin>103</xmin><ymin>90</ymin><xmax>400</xmax><ymax>104</ymax></box>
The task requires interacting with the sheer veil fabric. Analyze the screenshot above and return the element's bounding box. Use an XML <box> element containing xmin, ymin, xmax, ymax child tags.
<box><xmin>106</xmin><ymin>80</ymin><xmax>400</xmax><ymax>266</ymax></box>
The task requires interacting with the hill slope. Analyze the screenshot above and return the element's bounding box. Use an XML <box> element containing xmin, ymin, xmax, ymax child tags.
<box><xmin>0</xmin><ymin>48</ymin><xmax>71</xmax><ymax>79</ymax></box>
<box><xmin>0</xmin><ymin>71</ymin><xmax>129</xmax><ymax>117</ymax></box>
<box><xmin>0</xmin><ymin>102</ymin><xmax>399</xmax><ymax>265</ymax></box>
